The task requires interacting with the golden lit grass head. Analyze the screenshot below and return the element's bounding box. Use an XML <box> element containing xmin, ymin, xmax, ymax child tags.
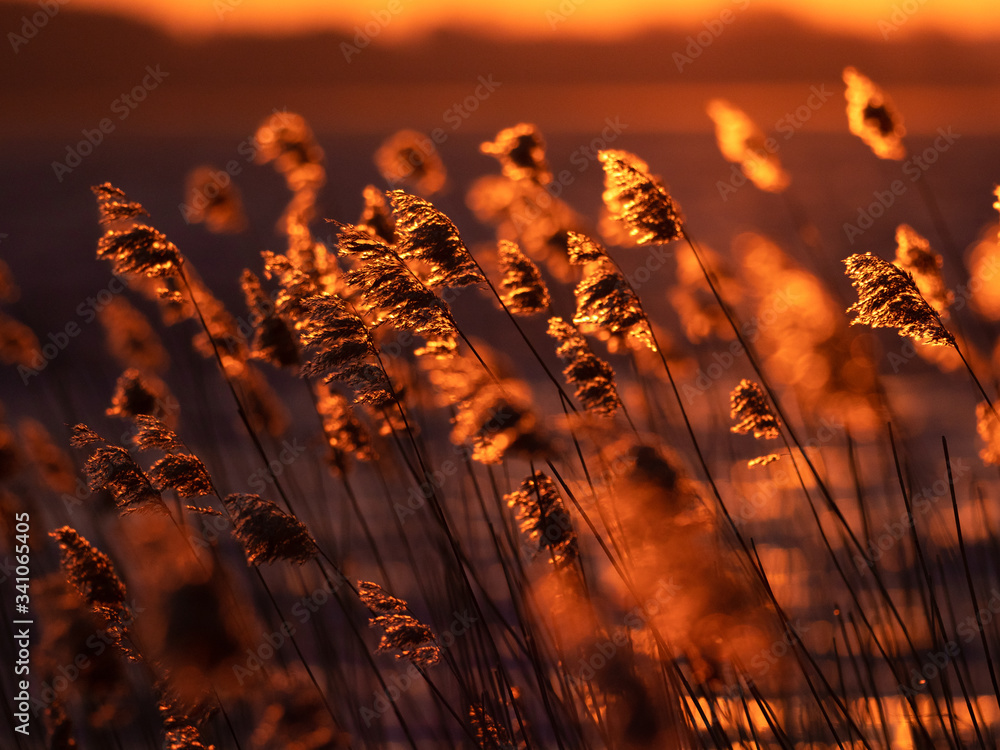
<box><xmin>49</xmin><ymin>527</ymin><xmax>128</xmax><ymax>618</ymax></box>
<box><xmin>241</xmin><ymin>270</ymin><xmax>300</xmax><ymax>369</ymax></box>
<box><xmin>254</xmin><ymin>111</ymin><xmax>325</xmax><ymax>190</ymax></box>
<box><xmin>72</xmin><ymin>424</ymin><xmax>165</xmax><ymax>514</ymax></box>
<box><xmin>505</xmin><ymin>470</ymin><xmax>578</xmax><ymax>569</ymax></box>
<box><xmin>598</xmin><ymin>149</ymin><xmax>683</xmax><ymax>245</ymax></box>
<box><xmin>106</xmin><ymin>368</ymin><xmax>173</xmax><ymax>424</ymax></box>
<box><xmin>730</xmin><ymin>379</ymin><xmax>781</xmax><ymax>445</ymax></box>
<box><xmin>92</xmin><ymin>182</ymin><xmax>147</xmax><ymax>224</ymax></box>
<box><xmin>480</xmin><ymin>123</ymin><xmax>552</xmax><ymax>185</ymax></box>
<box><xmin>498</xmin><ymin>240</ymin><xmax>550</xmax><ymax>315</ymax></box>
<box><xmin>547</xmin><ymin>317</ymin><xmax>621</xmax><ymax>417</ymax></box>
<box><xmin>844</xmin><ymin>253</ymin><xmax>953</xmax><ymax>346</ymax></box>
<box><xmin>843</xmin><ymin>67</ymin><xmax>906</xmax><ymax>160</ymax></box>
<box><xmin>224</xmin><ymin>493</ymin><xmax>317</xmax><ymax>565</ymax></box>
<box><xmin>358</xmin><ymin>580</ymin><xmax>441</xmax><ymax>667</ymax></box>
<box><xmin>360</xmin><ymin>184</ymin><xmax>396</xmax><ymax>244</ymax></box>
<box><xmin>706</xmin><ymin>99</ymin><xmax>789</xmax><ymax>193</ymax></box>
<box><xmin>98</xmin><ymin>297</ymin><xmax>169</xmax><ymax>374</ymax></box>
<box><xmin>388</xmin><ymin>190</ymin><xmax>484</xmax><ymax>288</ymax></box>
<box><xmin>375</xmin><ymin>129</ymin><xmax>447</xmax><ymax>195</ymax></box>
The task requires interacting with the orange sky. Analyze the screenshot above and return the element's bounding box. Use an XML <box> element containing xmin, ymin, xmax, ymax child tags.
<box><xmin>29</xmin><ymin>0</ymin><xmax>1000</xmax><ymax>39</ymax></box>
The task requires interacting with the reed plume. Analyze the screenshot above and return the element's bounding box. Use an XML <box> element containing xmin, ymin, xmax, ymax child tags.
<box><xmin>72</xmin><ymin>424</ymin><xmax>165</xmax><ymax>513</ymax></box>
<box><xmin>106</xmin><ymin>368</ymin><xmax>174</xmax><ymax>424</ymax></box>
<box><xmin>298</xmin><ymin>292</ymin><xmax>393</xmax><ymax>406</ymax></box>
<box><xmin>0</xmin><ymin>312</ymin><xmax>40</xmax><ymax>368</ymax></box>
<box><xmin>223</xmin><ymin>492</ymin><xmax>318</xmax><ymax>565</ymax></box>
<box><xmin>598</xmin><ymin>150</ymin><xmax>683</xmax><ymax>245</ymax></box>
<box><xmin>49</xmin><ymin>526</ymin><xmax>129</xmax><ymax>621</ymax></box>
<box><xmin>505</xmin><ymin>470</ymin><xmax>578</xmax><ymax>569</ymax></box>
<box><xmin>388</xmin><ymin>190</ymin><xmax>485</xmax><ymax>288</ymax></box>
<box><xmin>468</xmin><ymin>703</ymin><xmax>515</xmax><ymax>749</ymax></box>
<box><xmin>19</xmin><ymin>418</ymin><xmax>77</xmax><ymax>496</ymax></box>
<box><xmin>375</xmin><ymin>129</ymin><xmax>447</xmax><ymax>195</ymax></box>
<box><xmin>92</xmin><ymin>182</ymin><xmax>148</xmax><ymax>223</ymax></box>
<box><xmin>96</xmin><ymin>212</ymin><xmax>182</xmax><ymax>279</ymax></box>
<box><xmin>843</xmin><ymin>252</ymin><xmax>953</xmax><ymax>345</ymax></box>
<box><xmin>498</xmin><ymin>239</ymin><xmax>550</xmax><ymax>315</ymax></box>
<box><xmin>315</xmin><ymin>382</ymin><xmax>375</xmax><ymax>474</ymax></box>
<box><xmin>568</xmin><ymin>232</ymin><xmax>654</xmax><ymax>352</ymax></box>
<box><xmin>547</xmin><ymin>316</ymin><xmax>621</xmax><ymax>417</ymax></box>
<box><xmin>730</xmin><ymin>379</ymin><xmax>782</xmax><ymax>467</ymax></box>
<box><xmin>843</xmin><ymin>66</ymin><xmax>906</xmax><ymax>160</ymax></box>
<box><xmin>707</xmin><ymin>99</ymin><xmax>790</xmax><ymax>192</ymax></box>
<box><xmin>976</xmin><ymin>402</ymin><xmax>1000</xmax><ymax>466</ymax></box>
<box><xmin>480</xmin><ymin>122</ymin><xmax>552</xmax><ymax>185</ymax></box>
<box><xmin>335</xmin><ymin>222</ymin><xmax>459</xmax><ymax>353</ymax></box>
<box><xmin>358</xmin><ymin>580</ymin><xmax>441</xmax><ymax>667</ymax></box>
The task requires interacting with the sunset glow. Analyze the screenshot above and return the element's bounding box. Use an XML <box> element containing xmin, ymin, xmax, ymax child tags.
<box><xmin>34</xmin><ymin>0</ymin><xmax>1000</xmax><ymax>39</ymax></box>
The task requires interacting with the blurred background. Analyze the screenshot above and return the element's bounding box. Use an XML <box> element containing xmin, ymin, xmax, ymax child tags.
<box><xmin>2</xmin><ymin>0</ymin><xmax>1000</xmax><ymax>407</ymax></box>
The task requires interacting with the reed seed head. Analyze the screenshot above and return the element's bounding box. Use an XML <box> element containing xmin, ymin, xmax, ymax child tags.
<box><xmin>598</xmin><ymin>149</ymin><xmax>683</xmax><ymax>245</ymax></box>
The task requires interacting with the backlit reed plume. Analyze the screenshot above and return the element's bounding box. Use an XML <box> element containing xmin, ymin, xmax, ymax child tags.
<box><xmin>241</xmin><ymin>269</ymin><xmax>300</xmax><ymax>369</ymax></box>
<box><xmin>480</xmin><ymin>122</ymin><xmax>552</xmax><ymax>184</ymax></box>
<box><xmin>498</xmin><ymin>239</ymin><xmax>550</xmax><ymax>315</ymax></box>
<box><xmin>336</xmin><ymin>222</ymin><xmax>459</xmax><ymax>354</ymax></box>
<box><xmin>358</xmin><ymin>580</ymin><xmax>441</xmax><ymax>667</ymax></box>
<box><xmin>389</xmin><ymin>190</ymin><xmax>485</xmax><ymax>288</ymax></box>
<box><xmin>360</xmin><ymin>184</ymin><xmax>396</xmax><ymax>243</ymax></box>
<box><xmin>106</xmin><ymin>368</ymin><xmax>174</xmax><ymax>424</ymax></box>
<box><xmin>98</xmin><ymin>297</ymin><xmax>169</xmax><ymax>373</ymax></box>
<box><xmin>598</xmin><ymin>150</ymin><xmax>683</xmax><ymax>245</ymax></box>
<box><xmin>93</xmin><ymin>184</ymin><xmax>181</xmax><ymax>278</ymax></box>
<box><xmin>182</xmin><ymin>165</ymin><xmax>247</xmax><ymax>234</ymax></box>
<box><xmin>505</xmin><ymin>471</ymin><xmax>578</xmax><ymax>569</ymax></box>
<box><xmin>894</xmin><ymin>223</ymin><xmax>952</xmax><ymax>314</ymax></box>
<box><xmin>730</xmin><ymin>379</ymin><xmax>779</xmax><ymax>439</ymax></box>
<box><xmin>19</xmin><ymin>418</ymin><xmax>78</xmax><ymax>496</ymax></box>
<box><xmin>730</xmin><ymin>379</ymin><xmax>781</xmax><ymax>468</ymax></box>
<box><xmin>315</xmin><ymin>382</ymin><xmax>375</xmax><ymax>474</ymax></box>
<box><xmin>298</xmin><ymin>293</ymin><xmax>393</xmax><ymax>407</ymax></box>
<box><xmin>224</xmin><ymin>492</ymin><xmax>317</xmax><ymax>565</ymax></box>
<box><xmin>547</xmin><ymin>316</ymin><xmax>621</xmax><ymax>417</ymax></box>
<box><xmin>375</xmin><ymin>129</ymin><xmax>447</xmax><ymax>195</ymax></box>
<box><xmin>706</xmin><ymin>99</ymin><xmax>790</xmax><ymax>193</ymax></box>
<box><xmin>129</xmin><ymin>415</ymin><xmax>214</xmax><ymax>499</ymax></box>
<box><xmin>92</xmin><ymin>182</ymin><xmax>148</xmax><ymax>223</ymax></box>
<box><xmin>567</xmin><ymin>232</ymin><xmax>654</xmax><ymax>352</ymax></box>
<box><xmin>49</xmin><ymin>527</ymin><xmax>129</xmax><ymax>625</ymax></box>
<box><xmin>843</xmin><ymin>67</ymin><xmax>906</xmax><ymax>160</ymax></box>
<box><xmin>71</xmin><ymin>424</ymin><xmax>165</xmax><ymax>513</ymax></box>
<box><xmin>844</xmin><ymin>252</ymin><xmax>953</xmax><ymax>345</ymax></box>
<box><xmin>468</xmin><ymin>703</ymin><xmax>514</xmax><ymax>749</ymax></box>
